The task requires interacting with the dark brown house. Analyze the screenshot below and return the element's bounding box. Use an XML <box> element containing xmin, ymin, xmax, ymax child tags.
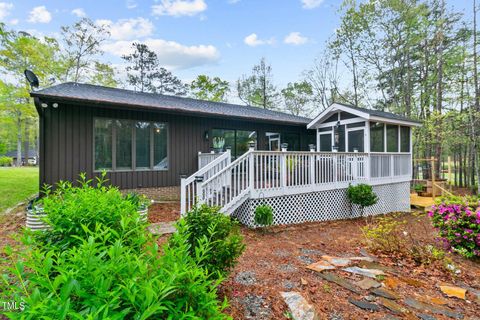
<box><xmin>31</xmin><ymin>83</ymin><xmax>314</xmax><ymax>199</ymax></box>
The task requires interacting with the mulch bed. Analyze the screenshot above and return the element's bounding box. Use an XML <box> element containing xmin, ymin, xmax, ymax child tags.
<box><xmin>220</xmin><ymin>212</ymin><xmax>480</xmax><ymax>319</ymax></box>
<box><xmin>147</xmin><ymin>202</ymin><xmax>180</xmax><ymax>223</ymax></box>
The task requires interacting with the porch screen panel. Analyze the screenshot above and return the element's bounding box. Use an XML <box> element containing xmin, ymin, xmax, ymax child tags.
<box><xmin>386</xmin><ymin>125</ymin><xmax>399</xmax><ymax>152</ymax></box>
<box><xmin>116</xmin><ymin>120</ymin><xmax>132</xmax><ymax>170</ymax></box>
<box><xmin>348</xmin><ymin>129</ymin><xmax>364</xmax><ymax>152</ymax></box>
<box><xmin>400</xmin><ymin>126</ymin><xmax>410</xmax><ymax>152</ymax></box>
<box><xmin>236</xmin><ymin>130</ymin><xmax>257</xmax><ymax>156</ymax></box>
<box><xmin>370</xmin><ymin>122</ymin><xmax>384</xmax><ymax>152</ymax></box>
<box><xmin>319</xmin><ymin>133</ymin><xmax>332</xmax><ymax>152</ymax></box>
<box><xmin>282</xmin><ymin>133</ymin><xmax>300</xmax><ymax>151</ymax></box>
<box><xmin>153</xmin><ymin>123</ymin><xmax>168</xmax><ymax>170</ymax></box>
<box><xmin>135</xmin><ymin>122</ymin><xmax>150</xmax><ymax>169</ymax></box>
<box><xmin>94</xmin><ymin>119</ymin><xmax>113</xmax><ymax>170</ymax></box>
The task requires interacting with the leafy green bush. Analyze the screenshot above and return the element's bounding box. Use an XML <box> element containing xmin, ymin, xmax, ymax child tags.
<box><xmin>347</xmin><ymin>183</ymin><xmax>378</xmax><ymax>216</ymax></box>
<box><xmin>254</xmin><ymin>204</ymin><xmax>274</xmax><ymax>227</ymax></box>
<box><xmin>2</xmin><ymin>221</ymin><xmax>230</xmax><ymax>319</ymax></box>
<box><xmin>0</xmin><ymin>156</ymin><xmax>13</xmax><ymax>166</ymax></box>
<box><xmin>124</xmin><ymin>191</ymin><xmax>150</xmax><ymax>210</ymax></box>
<box><xmin>179</xmin><ymin>204</ymin><xmax>245</xmax><ymax>278</ymax></box>
<box><xmin>34</xmin><ymin>173</ymin><xmax>145</xmax><ymax>251</ymax></box>
<box><xmin>413</xmin><ymin>183</ymin><xmax>424</xmax><ymax>193</ymax></box>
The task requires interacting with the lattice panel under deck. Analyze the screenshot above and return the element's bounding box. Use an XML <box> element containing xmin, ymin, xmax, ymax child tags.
<box><xmin>233</xmin><ymin>182</ymin><xmax>410</xmax><ymax>227</ymax></box>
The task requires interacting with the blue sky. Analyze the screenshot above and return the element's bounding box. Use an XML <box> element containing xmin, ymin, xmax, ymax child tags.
<box><xmin>0</xmin><ymin>0</ymin><xmax>474</xmax><ymax>92</ymax></box>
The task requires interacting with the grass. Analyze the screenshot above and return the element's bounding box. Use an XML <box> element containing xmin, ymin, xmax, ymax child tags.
<box><xmin>0</xmin><ymin>167</ymin><xmax>39</xmax><ymax>212</ymax></box>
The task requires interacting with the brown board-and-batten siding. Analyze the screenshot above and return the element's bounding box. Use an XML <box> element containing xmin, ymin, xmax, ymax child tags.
<box><xmin>37</xmin><ymin>99</ymin><xmax>313</xmax><ymax>190</ymax></box>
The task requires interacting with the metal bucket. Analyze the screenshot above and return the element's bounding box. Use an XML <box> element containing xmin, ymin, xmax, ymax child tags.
<box><xmin>138</xmin><ymin>207</ymin><xmax>148</xmax><ymax>223</ymax></box>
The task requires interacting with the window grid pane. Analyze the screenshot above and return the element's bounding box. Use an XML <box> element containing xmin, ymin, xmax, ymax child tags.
<box><xmin>153</xmin><ymin>123</ymin><xmax>168</xmax><ymax>170</ymax></box>
<box><xmin>94</xmin><ymin>119</ymin><xmax>113</xmax><ymax>170</ymax></box>
<box><xmin>370</xmin><ymin>122</ymin><xmax>384</xmax><ymax>152</ymax></box>
<box><xmin>116</xmin><ymin>120</ymin><xmax>133</xmax><ymax>169</ymax></box>
<box><xmin>400</xmin><ymin>126</ymin><xmax>410</xmax><ymax>152</ymax></box>
<box><xmin>136</xmin><ymin>122</ymin><xmax>150</xmax><ymax>169</ymax></box>
<box><xmin>386</xmin><ymin>125</ymin><xmax>399</xmax><ymax>152</ymax></box>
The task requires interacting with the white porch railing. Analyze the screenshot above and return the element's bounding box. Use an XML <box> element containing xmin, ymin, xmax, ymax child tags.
<box><xmin>180</xmin><ymin>150</ymin><xmax>412</xmax><ymax>215</ymax></box>
<box><xmin>181</xmin><ymin>149</ymin><xmax>231</xmax><ymax>214</ymax></box>
<box><xmin>198</xmin><ymin>151</ymin><xmax>225</xmax><ymax>169</ymax></box>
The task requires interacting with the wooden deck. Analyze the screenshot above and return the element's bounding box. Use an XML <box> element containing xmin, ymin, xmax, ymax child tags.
<box><xmin>410</xmin><ymin>193</ymin><xmax>435</xmax><ymax>210</ymax></box>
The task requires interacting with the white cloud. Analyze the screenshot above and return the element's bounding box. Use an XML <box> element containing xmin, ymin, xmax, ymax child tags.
<box><xmin>28</xmin><ymin>6</ymin><xmax>52</xmax><ymax>23</ymax></box>
<box><xmin>0</xmin><ymin>2</ymin><xmax>13</xmax><ymax>20</ymax></box>
<box><xmin>102</xmin><ymin>38</ymin><xmax>220</xmax><ymax>70</ymax></box>
<box><xmin>96</xmin><ymin>18</ymin><xmax>154</xmax><ymax>41</ymax></box>
<box><xmin>152</xmin><ymin>0</ymin><xmax>207</xmax><ymax>17</ymax></box>
<box><xmin>126</xmin><ymin>0</ymin><xmax>137</xmax><ymax>9</ymax></box>
<box><xmin>244</xmin><ymin>33</ymin><xmax>275</xmax><ymax>47</ymax></box>
<box><xmin>284</xmin><ymin>32</ymin><xmax>308</xmax><ymax>45</ymax></box>
<box><xmin>301</xmin><ymin>0</ymin><xmax>324</xmax><ymax>9</ymax></box>
<box><xmin>9</xmin><ymin>18</ymin><xmax>18</xmax><ymax>25</ymax></box>
<box><xmin>71</xmin><ymin>8</ymin><xmax>86</xmax><ymax>18</ymax></box>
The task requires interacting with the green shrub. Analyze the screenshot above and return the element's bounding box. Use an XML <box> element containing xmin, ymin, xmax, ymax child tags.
<box><xmin>34</xmin><ymin>173</ymin><xmax>145</xmax><ymax>251</ymax></box>
<box><xmin>124</xmin><ymin>191</ymin><xmax>150</xmax><ymax>210</ymax></box>
<box><xmin>254</xmin><ymin>204</ymin><xmax>274</xmax><ymax>227</ymax></box>
<box><xmin>178</xmin><ymin>204</ymin><xmax>245</xmax><ymax>278</ymax></box>
<box><xmin>0</xmin><ymin>156</ymin><xmax>13</xmax><ymax>167</ymax></box>
<box><xmin>413</xmin><ymin>184</ymin><xmax>424</xmax><ymax>193</ymax></box>
<box><xmin>2</xmin><ymin>221</ymin><xmax>230</xmax><ymax>319</ymax></box>
<box><xmin>347</xmin><ymin>183</ymin><xmax>378</xmax><ymax>216</ymax></box>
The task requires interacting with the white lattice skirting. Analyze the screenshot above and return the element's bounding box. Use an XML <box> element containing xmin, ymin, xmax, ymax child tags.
<box><xmin>233</xmin><ymin>181</ymin><xmax>410</xmax><ymax>227</ymax></box>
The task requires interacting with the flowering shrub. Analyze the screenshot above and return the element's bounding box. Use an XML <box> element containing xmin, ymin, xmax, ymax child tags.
<box><xmin>428</xmin><ymin>197</ymin><xmax>480</xmax><ymax>258</ymax></box>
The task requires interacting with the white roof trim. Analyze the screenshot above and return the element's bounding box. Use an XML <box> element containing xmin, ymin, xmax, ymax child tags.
<box><xmin>307</xmin><ymin>103</ymin><xmax>421</xmax><ymax>129</ymax></box>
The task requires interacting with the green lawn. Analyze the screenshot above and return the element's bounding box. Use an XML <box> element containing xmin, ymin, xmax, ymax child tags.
<box><xmin>0</xmin><ymin>167</ymin><xmax>39</xmax><ymax>212</ymax></box>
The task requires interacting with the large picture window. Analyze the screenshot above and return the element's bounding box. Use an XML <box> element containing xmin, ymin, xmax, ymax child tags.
<box><xmin>94</xmin><ymin>118</ymin><xmax>168</xmax><ymax>171</ymax></box>
<box><xmin>211</xmin><ymin>129</ymin><xmax>256</xmax><ymax>158</ymax></box>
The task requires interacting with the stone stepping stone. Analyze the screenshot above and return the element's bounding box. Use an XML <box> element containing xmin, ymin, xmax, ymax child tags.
<box><xmin>439</xmin><ymin>285</ymin><xmax>467</xmax><ymax>300</ymax></box>
<box><xmin>404</xmin><ymin>297</ymin><xmax>464</xmax><ymax>319</ymax></box>
<box><xmin>378</xmin><ymin>297</ymin><xmax>408</xmax><ymax>315</ymax></box>
<box><xmin>348</xmin><ymin>298</ymin><xmax>380</xmax><ymax>311</ymax></box>
<box><xmin>342</xmin><ymin>266</ymin><xmax>386</xmax><ymax>278</ymax></box>
<box><xmin>417</xmin><ymin>314</ymin><xmax>437</xmax><ymax>320</ymax></box>
<box><xmin>321</xmin><ymin>255</ymin><xmax>352</xmax><ymax>267</ymax></box>
<box><xmin>281</xmin><ymin>291</ymin><xmax>319</xmax><ymax>320</ymax></box>
<box><xmin>317</xmin><ymin>272</ymin><xmax>361</xmax><ymax>294</ymax></box>
<box><xmin>306</xmin><ymin>260</ymin><xmax>335</xmax><ymax>272</ymax></box>
<box><xmin>300</xmin><ymin>248</ymin><xmax>324</xmax><ymax>256</ymax></box>
<box><xmin>384</xmin><ymin>277</ymin><xmax>402</xmax><ymax>289</ymax></box>
<box><xmin>235</xmin><ymin>271</ymin><xmax>257</xmax><ymax>286</ymax></box>
<box><xmin>298</xmin><ymin>255</ymin><xmax>316</xmax><ymax>264</ymax></box>
<box><xmin>147</xmin><ymin>221</ymin><xmax>176</xmax><ymax>235</ymax></box>
<box><xmin>398</xmin><ymin>276</ymin><xmax>426</xmax><ymax>288</ymax></box>
<box><xmin>416</xmin><ymin>295</ymin><xmax>449</xmax><ymax>306</ymax></box>
<box><xmin>458</xmin><ymin>282</ymin><xmax>480</xmax><ymax>303</ymax></box>
<box><xmin>357</xmin><ymin>260</ymin><xmax>397</xmax><ymax>274</ymax></box>
<box><xmin>279</xmin><ymin>263</ymin><xmax>298</xmax><ymax>273</ymax></box>
<box><xmin>372</xmin><ymin>287</ymin><xmax>400</xmax><ymax>300</ymax></box>
<box><xmin>355</xmin><ymin>278</ymin><xmax>381</xmax><ymax>290</ymax></box>
<box><xmin>360</xmin><ymin>248</ymin><xmax>378</xmax><ymax>261</ymax></box>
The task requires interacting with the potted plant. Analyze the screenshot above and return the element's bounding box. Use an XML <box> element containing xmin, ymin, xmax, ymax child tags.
<box><xmin>212</xmin><ymin>136</ymin><xmax>225</xmax><ymax>153</ymax></box>
<box><xmin>26</xmin><ymin>197</ymin><xmax>49</xmax><ymax>231</ymax></box>
<box><xmin>413</xmin><ymin>183</ymin><xmax>425</xmax><ymax>195</ymax></box>
<box><xmin>124</xmin><ymin>192</ymin><xmax>150</xmax><ymax>222</ymax></box>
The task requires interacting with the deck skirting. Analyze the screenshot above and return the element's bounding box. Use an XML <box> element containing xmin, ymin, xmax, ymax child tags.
<box><xmin>233</xmin><ymin>181</ymin><xmax>410</xmax><ymax>227</ymax></box>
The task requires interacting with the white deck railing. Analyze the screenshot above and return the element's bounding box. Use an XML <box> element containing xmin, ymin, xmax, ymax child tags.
<box><xmin>181</xmin><ymin>150</ymin><xmax>412</xmax><ymax>215</ymax></box>
<box><xmin>198</xmin><ymin>151</ymin><xmax>226</xmax><ymax>169</ymax></box>
<box><xmin>181</xmin><ymin>149</ymin><xmax>231</xmax><ymax>214</ymax></box>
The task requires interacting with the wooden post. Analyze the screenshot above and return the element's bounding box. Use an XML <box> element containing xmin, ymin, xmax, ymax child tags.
<box><xmin>431</xmin><ymin>156</ymin><xmax>436</xmax><ymax>199</ymax></box>
<box><xmin>447</xmin><ymin>156</ymin><xmax>452</xmax><ymax>192</ymax></box>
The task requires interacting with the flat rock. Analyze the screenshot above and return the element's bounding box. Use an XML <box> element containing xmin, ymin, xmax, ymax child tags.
<box><xmin>298</xmin><ymin>255</ymin><xmax>316</xmax><ymax>264</ymax></box>
<box><xmin>239</xmin><ymin>294</ymin><xmax>271</xmax><ymax>320</ymax></box>
<box><xmin>372</xmin><ymin>287</ymin><xmax>400</xmax><ymax>300</ymax></box>
<box><xmin>378</xmin><ymin>297</ymin><xmax>407</xmax><ymax>315</ymax></box>
<box><xmin>439</xmin><ymin>285</ymin><xmax>467</xmax><ymax>300</ymax></box>
<box><xmin>416</xmin><ymin>295</ymin><xmax>449</xmax><ymax>306</ymax></box>
<box><xmin>321</xmin><ymin>255</ymin><xmax>352</xmax><ymax>267</ymax></box>
<box><xmin>404</xmin><ymin>297</ymin><xmax>464</xmax><ymax>319</ymax></box>
<box><xmin>458</xmin><ymin>282</ymin><xmax>480</xmax><ymax>303</ymax></box>
<box><xmin>398</xmin><ymin>276</ymin><xmax>426</xmax><ymax>288</ymax></box>
<box><xmin>147</xmin><ymin>221</ymin><xmax>176</xmax><ymax>235</ymax></box>
<box><xmin>317</xmin><ymin>272</ymin><xmax>361</xmax><ymax>294</ymax></box>
<box><xmin>342</xmin><ymin>266</ymin><xmax>386</xmax><ymax>278</ymax></box>
<box><xmin>360</xmin><ymin>248</ymin><xmax>378</xmax><ymax>261</ymax></box>
<box><xmin>384</xmin><ymin>277</ymin><xmax>402</xmax><ymax>289</ymax></box>
<box><xmin>235</xmin><ymin>271</ymin><xmax>257</xmax><ymax>286</ymax></box>
<box><xmin>417</xmin><ymin>314</ymin><xmax>437</xmax><ymax>320</ymax></box>
<box><xmin>281</xmin><ymin>291</ymin><xmax>319</xmax><ymax>320</ymax></box>
<box><xmin>355</xmin><ymin>278</ymin><xmax>381</xmax><ymax>290</ymax></box>
<box><xmin>306</xmin><ymin>260</ymin><xmax>335</xmax><ymax>272</ymax></box>
<box><xmin>279</xmin><ymin>263</ymin><xmax>298</xmax><ymax>273</ymax></box>
<box><xmin>328</xmin><ymin>311</ymin><xmax>344</xmax><ymax>320</ymax></box>
<box><xmin>349</xmin><ymin>256</ymin><xmax>375</xmax><ymax>262</ymax></box>
<box><xmin>357</xmin><ymin>260</ymin><xmax>397</xmax><ymax>274</ymax></box>
<box><xmin>300</xmin><ymin>248</ymin><xmax>324</xmax><ymax>256</ymax></box>
<box><xmin>348</xmin><ymin>298</ymin><xmax>380</xmax><ymax>311</ymax></box>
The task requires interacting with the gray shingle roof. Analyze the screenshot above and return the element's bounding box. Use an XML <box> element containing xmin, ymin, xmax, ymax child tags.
<box><xmin>334</xmin><ymin>102</ymin><xmax>421</xmax><ymax>124</ymax></box>
<box><xmin>31</xmin><ymin>82</ymin><xmax>311</xmax><ymax>125</ymax></box>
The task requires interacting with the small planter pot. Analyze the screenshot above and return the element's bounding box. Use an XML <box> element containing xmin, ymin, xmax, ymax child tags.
<box><xmin>138</xmin><ymin>206</ymin><xmax>148</xmax><ymax>223</ymax></box>
<box><xmin>26</xmin><ymin>206</ymin><xmax>49</xmax><ymax>231</ymax></box>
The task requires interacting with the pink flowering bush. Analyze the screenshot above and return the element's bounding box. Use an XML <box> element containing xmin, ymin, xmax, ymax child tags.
<box><xmin>428</xmin><ymin>197</ymin><xmax>480</xmax><ymax>258</ymax></box>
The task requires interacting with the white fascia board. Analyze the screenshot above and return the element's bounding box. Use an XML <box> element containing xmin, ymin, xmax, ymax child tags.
<box><xmin>369</xmin><ymin>116</ymin><xmax>422</xmax><ymax>127</ymax></box>
<box><xmin>307</xmin><ymin>103</ymin><xmax>370</xmax><ymax>129</ymax></box>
